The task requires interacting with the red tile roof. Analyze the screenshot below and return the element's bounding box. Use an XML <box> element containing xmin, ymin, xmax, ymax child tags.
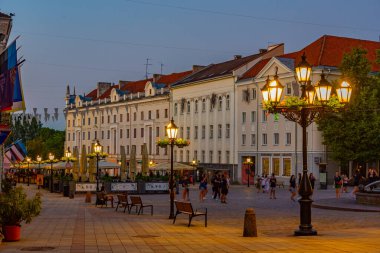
<box><xmin>120</xmin><ymin>79</ymin><xmax>151</xmax><ymax>94</ymax></box>
<box><xmin>156</xmin><ymin>70</ymin><xmax>192</xmax><ymax>86</ymax></box>
<box><xmin>85</xmin><ymin>89</ymin><xmax>98</xmax><ymax>99</ymax></box>
<box><xmin>240</xmin><ymin>58</ymin><xmax>270</xmax><ymax>80</ymax></box>
<box><xmin>98</xmin><ymin>85</ymin><xmax>119</xmax><ymax>99</ymax></box>
<box><xmin>241</xmin><ymin>35</ymin><xmax>380</xmax><ymax>80</ymax></box>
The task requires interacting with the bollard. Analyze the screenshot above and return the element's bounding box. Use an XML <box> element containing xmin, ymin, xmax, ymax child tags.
<box><xmin>243</xmin><ymin>208</ymin><xmax>257</xmax><ymax>237</ymax></box>
<box><xmin>85</xmin><ymin>191</ymin><xmax>92</xmax><ymax>203</ymax></box>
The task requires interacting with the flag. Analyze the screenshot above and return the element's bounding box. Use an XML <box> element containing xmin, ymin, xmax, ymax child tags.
<box><xmin>4</xmin><ymin>140</ymin><xmax>27</xmax><ymax>163</ymax></box>
<box><xmin>5</xmin><ymin>65</ymin><xmax>25</xmax><ymax>112</ymax></box>
<box><xmin>0</xmin><ymin>40</ymin><xmax>20</xmax><ymax>112</ymax></box>
<box><xmin>0</xmin><ymin>124</ymin><xmax>11</xmax><ymax>145</ymax></box>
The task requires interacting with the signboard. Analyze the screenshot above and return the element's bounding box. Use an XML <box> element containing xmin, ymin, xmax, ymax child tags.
<box><xmin>145</xmin><ymin>182</ymin><xmax>169</xmax><ymax>191</ymax></box>
<box><xmin>36</xmin><ymin>174</ymin><xmax>44</xmax><ymax>186</ymax></box>
<box><xmin>111</xmin><ymin>183</ymin><xmax>137</xmax><ymax>192</ymax></box>
<box><xmin>76</xmin><ymin>183</ymin><xmax>97</xmax><ymax>192</ymax></box>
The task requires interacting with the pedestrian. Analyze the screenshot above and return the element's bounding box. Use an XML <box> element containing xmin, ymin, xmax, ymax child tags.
<box><xmin>368</xmin><ymin>168</ymin><xmax>377</xmax><ymax>189</ymax></box>
<box><xmin>289</xmin><ymin>175</ymin><xmax>297</xmax><ymax>201</ymax></box>
<box><xmin>261</xmin><ymin>174</ymin><xmax>267</xmax><ymax>193</ymax></box>
<box><xmin>269</xmin><ymin>173</ymin><xmax>277</xmax><ymax>199</ymax></box>
<box><xmin>334</xmin><ymin>171</ymin><xmax>342</xmax><ymax>199</ymax></box>
<box><xmin>199</xmin><ymin>174</ymin><xmax>208</xmax><ymax>202</ymax></box>
<box><xmin>181</xmin><ymin>175</ymin><xmax>190</xmax><ymax>201</ymax></box>
<box><xmin>351</xmin><ymin>170</ymin><xmax>361</xmax><ymax>198</ymax></box>
<box><xmin>342</xmin><ymin>174</ymin><xmax>349</xmax><ymax>193</ymax></box>
<box><xmin>213</xmin><ymin>174</ymin><xmax>221</xmax><ymax>200</ymax></box>
<box><xmin>297</xmin><ymin>172</ymin><xmax>302</xmax><ymax>190</ymax></box>
<box><xmin>256</xmin><ymin>175</ymin><xmax>262</xmax><ymax>193</ymax></box>
<box><xmin>220</xmin><ymin>174</ymin><xmax>229</xmax><ymax>204</ymax></box>
<box><xmin>309</xmin><ymin>173</ymin><xmax>316</xmax><ymax>192</ymax></box>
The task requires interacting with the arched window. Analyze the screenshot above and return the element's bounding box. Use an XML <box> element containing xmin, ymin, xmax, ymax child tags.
<box><xmin>195</xmin><ymin>100</ymin><xmax>198</xmax><ymax>113</ymax></box>
<box><xmin>218</xmin><ymin>96</ymin><xmax>222</xmax><ymax>110</ymax></box>
<box><xmin>226</xmin><ymin>95</ymin><xmax>230</xmax><ymax>110</ymax></box>
<box><xmin>187</xmin><ymin>101</ymin><xmax>190</xmax><ymax>113</ymax></box>
<box><xmin>202</xmin><ymin>98</ymin><xmax>206</xmax><ymax>112</ymax></box>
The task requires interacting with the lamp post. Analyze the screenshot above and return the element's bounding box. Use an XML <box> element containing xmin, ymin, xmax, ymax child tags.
<box><xmin>261</xmin><ymin>53</ymin><xmax>352</xmax><ymax>236</ymax></box>
<box><xmin>245</xmin><ymin>157</ymin><xmax>251</xmax><ymax>187</ymax></box>
<box><xmin>49</xmin><ymin>153</ymin><xmax>55</xmax><ymax>193</ymax></box>
<box><xmin>94</xmin><ymin>140</ymin><xmax>103</xmax><ymax>192</ymax></box>
<box><xmin>36</xmin><ymin>155</ymin><xmax>42</xmax><ymax>174</ymax></box>
<box><xmin>64</xmin><ymin>147</ymin><xmax>72</xmax><ymax>175</ymax></box>
<box><xmin>191</xmin><ymin>159</ymin><xmax>197</xmax><ymax>185</ymax></box>
<box><xmin>26</xmin><ymin>157</ymin><xmax>31</xmax><ymax>186</ymax></box>
<box><xmin>167</xmin><ymin>118</ymin><xmax>178</xmax><ymax>219</ymax></box>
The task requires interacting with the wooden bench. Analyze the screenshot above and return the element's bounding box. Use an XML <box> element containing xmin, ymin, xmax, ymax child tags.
<box><xmin>115</xmin><ymin>194</ymin><xmax>131</xmax><ymax>213</ymax></box>
<box><xmin>95</xmin><ymin>192</ymin><xmax>113</xmax><ymax>207</ymax></box>
<box><xmin>173</xmin><ymin>201</ymin><xmax>207</xmax><ymax>227</ymax></box>
<box><xmin>129</xmin><ymin>196</ymin><xmax>153</xmax><ymax>215</ymax></box>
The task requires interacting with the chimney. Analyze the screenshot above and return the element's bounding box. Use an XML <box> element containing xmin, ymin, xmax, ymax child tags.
<box><xmin>153</xmin><ymin>74</ymin><xmax>161</xmax><ymax>83</ymax></box>
<box><xmin>259</xmin><ymin>49</ymin><xmax>267</xmax><ymax>54</ymax></box>
<box><xmin>234</xmin><ymin>55</ymin><xmax>242</xmax><ymax>59</ymax></box>
<box><xmin>192</xmin><ymin>65</ymin><xmax>205</xmax><ymax>72</ymax></box>
<box><xmin>97</xmin><ymin>82</ymin><xmax>111</xmax><ymax>97</ymax></box>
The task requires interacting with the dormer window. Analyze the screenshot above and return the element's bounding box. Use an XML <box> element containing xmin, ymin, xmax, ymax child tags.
<box><xmin>149</xmin><ymin>89</ymin><xmax>152</xmax><ymax>95</ymax></box>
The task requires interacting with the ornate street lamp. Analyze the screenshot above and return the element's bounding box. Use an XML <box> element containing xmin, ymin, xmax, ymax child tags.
<box><xmin>167</xmin><ymin>117</ymin><xmax>178</xmax><ymax>219</ymax></box>
<box><xmin>244</xmin><ymin>157</ymin><xmax>253</xmax><ymax>187</ymax></box>
<box><xmin>94</xmin><ymin>140</ymin><xmax>102</xmax><ymax>192</ymax></box>
<box><xmin>49</xmin><ymin>153</ymin><xmax>55</xmax><ymax>193</ymax></box>
<box><xmin>64</xmin><ymin>147</ymin><xmax>72</xmax><ymax>174</ymax></box>
<box><xmin>261</xmin><ymin>53</ymin><xmax>352</xmax><ymax>236</ymax></box>
<box><xmin>26</xmin><ymin>157</ymin><xmax>31</xmax><ymax>186</ymax></box>
<box><xmin>191</xmin><ymin>159</ymin><xmax>198</xmax><ymax>186</ymax></box>
<box><xmin>36</xmin><ymin>155</ymin><xmax>42</xmax><ymax>173</ymax></box>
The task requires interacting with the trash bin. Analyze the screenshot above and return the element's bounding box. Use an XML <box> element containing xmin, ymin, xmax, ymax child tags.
<box><xmin>63</xmin><ymin>181</ymin><xmax>70</xmax><ymax>197</ymax></box>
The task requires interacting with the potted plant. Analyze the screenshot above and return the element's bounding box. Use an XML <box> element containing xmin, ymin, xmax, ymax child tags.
<box><xmin>156</xmin><ymin>138</ymin><xmax>170</xmax><ymax>147</ymax></box>
<box><xmin>0</xmin><ymin>184</ymin><xmax>42</xmax><ymax>241</ymax></box>
<box><xmin>175</xmin><ymin>138</ymin><xmax>190</xmax><ymax>148</ymax></box>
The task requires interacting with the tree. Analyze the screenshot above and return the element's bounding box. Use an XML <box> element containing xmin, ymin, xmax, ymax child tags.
<box><xmin>317</xmin><ymin>48</ymin><xmax>380</xmax><ymax>165</ymax></box>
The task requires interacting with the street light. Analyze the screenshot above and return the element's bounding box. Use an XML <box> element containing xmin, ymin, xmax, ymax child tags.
<box><xmin>94</xmin><ymin>140</ymin><xmax>102</xmax><ymax>192</ymax></box>
<box><xmin>49</xmin><ymin>153</ymin><xmax>55</xmax><ymax>193</ymax></box>
<box><xmin>167</xmin><ymin>117</ymin><xmax>178</xmax><ymax>219</ymax></box>
<box><xmin>245</xmin><ymin>157</ymin><xmax>252</xmax><ymax>187</ymax></box>
<box><xmin>64</xmin><ymin>147</ymin><xmax>72</xmax><ymax>174</ymax></box>
<box><xmin>26</xmin><ymin>157</ymin><xmax>31</xmax><ymax>186</ymax></box>
<box><xmin>36</xmin><ymin>155</ymin><xmax>42</xmax><ymax>173</ymax></box>
<box><xmin>261</xmin><ymin>53</ymin><xmax>352</xmax><ymax>236</ymax></box>
<box><xmin>191</xmin><ymin>159</ymin><xmax>198</xmax><ymax>185</ymax></box>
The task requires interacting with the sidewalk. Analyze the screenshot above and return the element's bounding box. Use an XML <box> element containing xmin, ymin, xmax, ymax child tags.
<box><xmin>1</xmin><ymin>184</ymin><xmax>380</xmax><ymax>252</ymax></box>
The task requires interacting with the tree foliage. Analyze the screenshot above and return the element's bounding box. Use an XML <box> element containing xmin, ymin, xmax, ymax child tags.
<box><xmin>317</xmin><ymin>48</ymin><xmax>380</xmax><ymax>163</ymax></box>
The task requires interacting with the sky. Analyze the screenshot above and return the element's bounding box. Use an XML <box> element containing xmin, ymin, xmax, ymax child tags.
<box><xmin>1</xmin><ymin>0</ymin><xmax>379</xmax><ymax>130</ymax></box>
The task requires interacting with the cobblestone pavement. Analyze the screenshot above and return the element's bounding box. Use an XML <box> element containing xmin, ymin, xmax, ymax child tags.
<box><xmin>1</xmin><ymin>184</ymin><xmax>380</xmax><ymax>252</ymax></box>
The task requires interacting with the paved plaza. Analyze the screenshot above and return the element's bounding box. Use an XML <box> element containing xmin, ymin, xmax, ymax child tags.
<box><xmin>1</xmin><ymin>184</ymin><xmax>380</xmax><ymax>253</ymax></box>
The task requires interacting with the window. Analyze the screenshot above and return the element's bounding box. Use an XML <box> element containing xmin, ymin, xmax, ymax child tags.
<box><xmin>218</xmin><ymin>96</ymin><xmax>222</xmax><ymax>111</ymax></box>
<box><xmin>88</xmin><ymin>131</ymin><xmax>90</xmax><ymax>140</ymax></box>
<box><xmin>174</xmin><ymin>103</ymin><xmax>178</xmax><ymax>115</ymax></box>
<box><xmin>209</xmin><ymin>151</ymin><xmax>213</xmax><ymax>163</ymax></box>
<box><xmin>195</xmin><ymin>100</ymin><xmax>198</xmax><ymax>113</ymax></box>
<box><xmin>194</xmin><ymin>150</ymin><xmax>198</xmax><ymax>161</ymax></box>
<box><xmin>126</xmin><ymin>145</ymin><xmax>130</xmax><ymax>155</ymax></box>
<box><xmin>262</xmin><ymin>133</ymin><xmax>267</xmax><ymax>145</ymax></box>
<box><xmin>226</xmin><ymin>124</ymin><xmax>230</xmax><ymax>138</ymax></box>
<box><xmin>148</xmin><ymin>110</ymin><xmax>151</xmax><ymax>120</ymax></box>
<box><xmin>187</xmin><ymin>101</ymin><xmax>190</xmax><ymax>113</ymax></box>
<box><xmin>218</xmin><ymin>124</ymin><xmax>222</xmax><ymax>138</ymax></box>
<box><xmin>174</xmin><ymin>150</ymin><xmax>177</xmax><ymax>162</ymax></box>
<box><xmin>180</xmin><ymin>101</ymin><xmax>184</xmax><ymax>114</ymax></box>
<box><xmin>107</xmin><ymin>130</ymin><xmax>110</xmax><ymax>139</ymax></box>
<box><xmin>101</xmin><ymin>131</ymin><xmax>104</xmax><ymax>139</ymax></box>
<box><xmin>127</xmin><ymin>113</ymin><xmax>130</xmax><ymax>122</ymax></box>
<box><xmin>262</xmin><ymin>157</ymin><xmax>270</xmax><ymax>175</ymax></box>
<box><xmin>164</xmin><ymin>126</ymin><xmax>167</xmax><ymax>136</ymax></box>
<box><xmin>194</xmin><ymin>126</ymin><xmax>198</xmax><ymax>139</ymax></box>
<box><xmin>95</xmin><ymin>131</ymin><xmax>97</xmax><ymax>139</ymax></box>
<box><xmin>156</xmin><ymin>145</ymin><xmax>160</xmax><ymax>155</ymax></box>
<box><xmin>113</xmin><ymin>114</ymin><xmax>116</xmax><ymax>123</ymax></box>
<box><xmin>165</xmin><ymin>109</ymin><xmax>168</xmax><ymax>118</ymax></box>
<box><xmin>156</xmin><ymin>127</ymin><xmax>160</xmax><ymax>137</ymax></box>
<box><xmin>73</xmin><ymin>133</ymin><xmax>76</xmax><ymax>141</ymax></box>
<box><xmin>133</xmin><ymin>112</ymin><xmax>137</xmax><ymax>121</ymax></box>
<box><xmin>242</xmin><ymin>134</ymin><xmax>246</xmax><ymax>145</ymax></box>
<box><xmin>141</xmin><ymin>145</ymin><xmax>144</xmax><ymax>155</ymax></box>
<box><xmin>120</xmin><ymin>114</ymin><xmax>123</xmax><ymax>122</ymax></box>
<box><xmin>251</xmin><ymin>88</ymin><xmax>257</xmax><ymax>100</ymax></box>
<box><xmin>164</xmin><ymin>146</ymin><xmax>168</xmax><ymax>155</ymax></box>
<box><xmin>251</xmin><ymin>111</ymin><xmax>256</xmax><ymax>123</ymax></box>
<box><xmin>286</xmin><ymin>133</ymin><xmax>291</xmax><ymax>145</ymax></box>
<box><xmin>202</xmin><ymin>99</ymin><xmax>206</xmax><ymax>112</ymax></box>
<box><xmin>283</xmin><ymin>158</ymin><xmax>291</xmax><ymax>176</ymax></box>
<box><xmin>218</xmin><ymin>151</ymin><xmax>222</xmax><ymax>164</ymax></box>
<box><xmin>126</xmin><ymin>129</ymin><xmax>130</xmax><ymax>138</ymax></box>
<box><xmin>226</xmin><ymin>151</ymin><xmax>230</xmax><ymax>164</ymax></box>
<box><xmin>286</xmin><ymin>83</ymin><xmax>292</xmax><ymax>95</ymax></box>
<box><xmin>209</xmin><ymin>125</ymin><xmax>213</xmax><ymax>139</ymax></box>
<box><xmin>180</xmin><ymin>127</ymin><xmax>184</xmax><ymax>138</ymax></box>
<box><xmin>226</xmin><ymin>95</ymin><xmax>230</xmax><ymax>110</ymax></box>
<box><xmin>88</xmin><ymin>118</ymin><xmax>91</xmax><ymax>125</ymax></box>
<box><xmin>251</xmin><ymin>134</ymin><xmax>256</xmax><ymax>146</ymax></box>
<box><xmin>82</xmin><ymin>118</ymin><xmax>85</xmax><ymax>126</ymax></box>
<box><xmin>68</xmin><ymin>120</ymin><xmax>70</xmax><ymax>127</ymax></box>
<box><xmin>101</xmin><ymin>116</ymin><xmax>104</xmax><ymax>124</ymax></box>
<box><xmin>82</xmin><ymin>132</ymin><xmax>85</xmax><ymax>140</ymax></box>
<box><xmin>141</xmin><ymin>111</ymin><xmax>144</xmax><ymax>120</ymax></box>
<box><xmin>262</xmin><ymin>110</ymin><xmax>268</xmax><ymax>122</ymax></box>
<box><xmin>180</xmin><ymin>150</ymin><xmax>183</xmax><ymax>162</ymax></box>
<box><xmin>202</xmin><ymin>125</ymin><xmax>205</xmax><ymax>139</ymax></box>
<box><xmin>68</xmin><ymin>133</ymin><xmax>70</xmax><ymax>141</ymax></box>
<box><xmin>186</xmin><ymin>127</ymin><xmax>190</xmax><ymax>139</ymax></box>
<box><xmin>133</xmin><ymin>128</ymin><xmax>137</xmax><ymax>138</ymax></box>
<box><xmin>120</xmin><ymin>129</ymin><xmax>123</xmax><ymax>138</ymax></box>
<box><xmin>274</xmin><ymin>133</ymin><xmax>279</xmax><ymax>145</ymax></box>
<box><xmin>242</xmin><ymin>112</ymin><xmax>246</xmax><ymax>124</ymax></box>
<box><xmin>141</xmin><ymin>128</ymin><xmax>144</xmax><ymax>138</ymax></box>
<box><xmin>156</xmin><ymin>110</ymin><xmax>159</xmax><ymax>119</ymax></box>
<box><xmin>272</xmin><ymin>157</ymin><xmax>280</xmax><ymax>176</ymax></box>
<box><xmin>95</xmin><ymin>117</ymin><xmax>98</xmax><ymax>124</ymax></box>
<box><xmin>201</xmin><ymin>150</ymin><xmax>205</xmax><ymax>163</ymax></box>
<box><xmin>186</xmin><ymin>150</ymin><xmax>190</xmax><ymax>163</ymax></box>
<box><xmin>107</xmin><ymin>115</ymin><xmax>110</xmax><ymax>123</ymax></box>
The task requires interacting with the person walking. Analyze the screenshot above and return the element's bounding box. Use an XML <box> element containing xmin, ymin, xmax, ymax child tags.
<box><xmin>334</xmin><ymin>171</ymin><xmax>342</xmax><ymax>199</ymax></box>
<box><xmin>342</xmin><ymin>174</ymin><xmax>349</xmax><ymax>193</ymax></box>
<box><xmin>261</xmin><ymin>174</ymin><xmax>267</xmax><ymax>193</ymax></box>
<box><xmin>269</xmin><ymin>173</ymin><xmax>277</xmax><ymax>199</ymax></box>
<box><xmin>213</xmin><ymin>174</ymin><xmax>221</xmax><ymax>200</ymax></box>
<box><xmin>256</xmin><ymin>175</ymin><xmax>262</xmax><ymax>193</ymax></box>
<box><xmin>351</xmin><ymin>170</ymin><xmax>361</xmax><ymax>198</ymax></box>
<box><xmin>309</xmin><ymin>173</ymin><xmax>316</xmax><ymax>192</ymax></box>
<box><xmin>199</xmin><ymin>174</ymin><xmax>208</xmax><ymax>202</ymax></box>
<box><xmin>289</xmin><ymin>175</ymin><xmax>297</xmax><ymax>201</ymax></box>
<box><xmin>220</xmin><ymin>174</ymin><xmax>229</xmax><ymax>204</ymax></box>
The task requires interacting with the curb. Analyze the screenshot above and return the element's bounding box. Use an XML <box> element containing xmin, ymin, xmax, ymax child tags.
<box><xmin>312</xmin><ymin>203</ymin><xmax>380</xmax><ymax>212</ymax></box>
